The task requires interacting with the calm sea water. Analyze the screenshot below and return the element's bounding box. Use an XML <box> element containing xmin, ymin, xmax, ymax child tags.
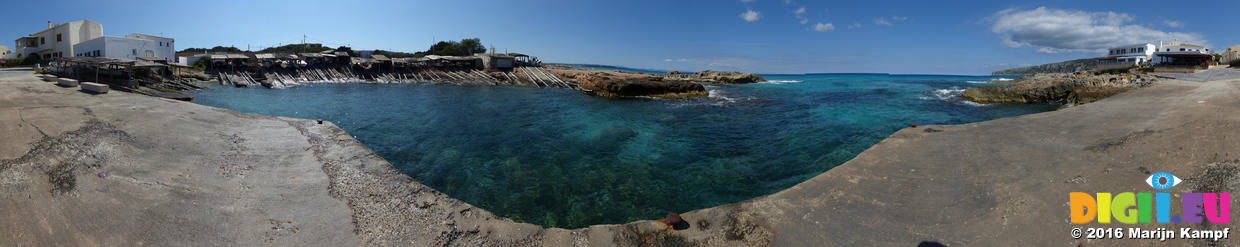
<box><xmin>189</xmin><ymin>73</ymin><xmax>1051</xmax><ymax>228</ymax></box>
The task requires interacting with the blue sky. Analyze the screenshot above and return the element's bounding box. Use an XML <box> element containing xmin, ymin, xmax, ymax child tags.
<box><xmin>3</xmin><ymin>0</ymin><xmax>1237</xmax><ymax>75</ymax></box>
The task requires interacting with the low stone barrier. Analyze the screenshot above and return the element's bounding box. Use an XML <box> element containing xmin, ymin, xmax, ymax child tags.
<box><xmin>57</xmin><ymin>78</ymin><xmax>79</xmax><ymax>87</ymax></box>
<box><xmin>81</xmin><ymin>82</ymin><xmax>109</xmax><ymax>94</ymax></box>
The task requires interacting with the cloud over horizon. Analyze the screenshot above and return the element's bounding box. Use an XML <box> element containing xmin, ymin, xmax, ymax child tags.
<box><xmin>739</xmin><ymin>10</ymin><xmax>762</xmax><ymax>22</ymax></box>
<box><xmin>814</xmin><ymin>23</ymin><xmax>835</xmax><ymax>32</ymax></box>
<box><xmin>989</xmin><ymin>7</ymin><xmax>1206</xmax><ymax>54</ymax></box>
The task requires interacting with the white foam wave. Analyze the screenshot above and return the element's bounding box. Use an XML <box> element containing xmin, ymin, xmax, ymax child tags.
<box><xmin>993</xmin><ymin>78</ymin><xmax>1015</xmax><ymax>81</ymax></box>
<box><xmin>921</xmin><ymin>87</ymin><xmax>988</xmax><ymax>106</ymax></box>
<box><xmin>705</xmin><ymin>86</ymin><xmax>756</xmax><ymax>104</ymax></box>
<box><xmin>929</xmin><ymin>88</ymin><xmax>966</xmax><ymax>101</ymax></box>
<box><xmin>965</xmin><ymin>80</ymin><xmax>990</xmax><ymax>84</ymax></box>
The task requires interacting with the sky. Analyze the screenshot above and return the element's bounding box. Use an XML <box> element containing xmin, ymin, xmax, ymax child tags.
<box><xmin>2</xmin><ymin>0</ymin><xmax>1237</xmax><ymax>75</ymax></box>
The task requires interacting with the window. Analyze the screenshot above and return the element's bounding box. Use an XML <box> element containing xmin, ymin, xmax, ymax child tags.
<box><xmin>1180</xmin><ymin>48</ymin><xmax>1186</xmax><ymax>51</ymax></box>
<box><xmin>40</xmin><ymin>37</ymin><xmax>45</xmax><ymax>45</ymax></box>
<box><xmin>132</xmin><ymin>49</ymin><xmax>137</xmax><ymax>55</ymax></box>
<box><xmin>56</xmin><ymin>34</ymin><xmax>61</xmax><ymax>42</ymax></box>
<box><xmin>94</xmin><ymin>50</ymin><xmax>100</xmax><ymax>57</ymax></box>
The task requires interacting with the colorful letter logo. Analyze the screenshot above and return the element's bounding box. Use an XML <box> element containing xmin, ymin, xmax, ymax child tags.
<box><xmin>1070</xmin><ymin>172</ymin><xmax>1230</xmax><ymax>224</ymax></box>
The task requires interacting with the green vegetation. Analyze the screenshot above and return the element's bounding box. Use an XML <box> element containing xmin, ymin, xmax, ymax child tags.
<box><xmin>417</xmin><ymin>38</ymin><xmax>486</xmax><ymax>56</ymax></box>
<box><xmin>0</xmin><ymin>58</ymin><xmax>25</xmax><ymax>67</ymax></box>
<box><xmin>190</xmin><ymin>57</ymin><xmax>209</xmax><ymax>71</ymax></box>
<box><xmin>257</xmin><ymin>44</ymin><xmax>332</xmax><ymax>54</ymax></box>
<box><xmin>179</xmin><ymin>46</ymin><xmax>244</xmax><ymax>53</ymax></box>
<box><xmin>1230</xmin><ymin>59</ymin><xmax>1240</xmax><ymax>67</ymax></box>
<box><xmin>993</xmin><ymin>58</ymin><xmax>1098</xmax><ymax>75</ymax></box>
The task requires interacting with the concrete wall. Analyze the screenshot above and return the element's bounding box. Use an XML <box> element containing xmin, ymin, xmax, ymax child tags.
<box><xmin>73</xmin><ymin>36</ymin><xmax>158</xmax><ymax>60</ymax></box>
<box><xmin>13</xmin><ymin>20</ymin><xmax>103</xmax><ymax>59</ymax></box>
<box><xmin>127</xmin><ymin>34</ymin><xmax>175</xmax><ymax>62</ymax></box>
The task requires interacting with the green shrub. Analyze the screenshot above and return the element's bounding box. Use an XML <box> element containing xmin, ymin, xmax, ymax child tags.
<box><xmin>1230</xmin><ymin>59</ymin><xmax>1240</xmax><ymax>67</ymax></box>
<box><xmin>0</xmin><ymin>58</ymin><xmax>23</xmax><ymax>67</ymax></box>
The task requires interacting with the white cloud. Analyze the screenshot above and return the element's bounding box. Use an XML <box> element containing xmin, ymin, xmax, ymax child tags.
<box><xmin>794</xmin><ymin>7</ymin><xmax>808</xmax><ymax>24</ymax></box>
<box><xmin>874</xmin><ymin>18</ymin><xmax>893</xmax><ymax>26</ymax></box>
<box><xmin>989</xmin><ymin>7</ymin><xmax>1205</xmax><ymax>54</ymax></box>
<box><xmin>739</xmin><ymin>10</ymin><xmax>762</xmax><ymax>22</ymax></box>
<box><xmin>814</xmin><ymin>23</ymin><xmax>835</xmax><ymax>32</ymax></box>
<box><xmin>1163</xmin><ymin>20</ymin><xmax>1184</xmax><ymax>28</ymax></box>
<box><xmin>847</xmin><ymin>23</ymin><xmax>862</xmax><ymax>29</ymax></box>
<box><xmin>892</xmin><ymin>16</ymin><xmax>908</xmax><ymax>21</ymax></box>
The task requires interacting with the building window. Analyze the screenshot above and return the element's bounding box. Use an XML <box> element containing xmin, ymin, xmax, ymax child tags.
<box><xmin>1180</xmin><ymin>48</ymin><xmax>1186</xmax><ymax>51</ymax></box>
<box><xmin>94</xmin><ymin>50</ymin><xmax>100</xmax><ymax>56</ymax></box>
<box><xmin>56</xmin><ymin>34</ymin><xmax>62</xmax><ymax>42</ymax></box>
<box><xmin>132</xmin><ymin>49</ymin><xmax>137</xmax><ymax>55</ymax></box>
<box><xmin>40</xmin><ymin>37</ymin><xmax>45</xmax><ymax>45</ymax></box>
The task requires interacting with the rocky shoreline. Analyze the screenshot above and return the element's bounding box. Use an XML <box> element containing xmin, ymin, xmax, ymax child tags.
<box><xmin>546</xmin><ymin>66</ymin><xmax>765</xmax><ymax>98</ymax></box>
<box><xmin>961</xmin><ymin>73</ymin><xmax>1158</xmax><ymax>105</ymax></box>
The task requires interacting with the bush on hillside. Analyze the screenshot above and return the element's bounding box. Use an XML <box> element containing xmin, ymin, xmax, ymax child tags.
<box><xmin>1230</xmin><ymin>59</ymin><xmax>1240</xmax><ymax>67</ymax></box>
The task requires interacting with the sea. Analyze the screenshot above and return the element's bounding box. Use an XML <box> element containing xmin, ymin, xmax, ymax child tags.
<box><xmin>189</xmin><ymin>72</ymin><xmax>1053</xmax><ymax>228</ymax></box>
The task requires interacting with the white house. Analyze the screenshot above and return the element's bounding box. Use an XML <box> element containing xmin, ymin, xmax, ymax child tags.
<box><xmin>13</xmin><ymin>20</ymin><xmax>104</xmax><ymax>60</ymax></box>
<box><xmin>73</xmin><ymin>33</ymin><xmax>175</xmax><ymax>62</ymax></box>
<box><xmin>1153</xmin><ymin>41</ymin><xmax>1214</xmax><ymax>67</ymax></box>
<box><xmin>0</xmin><ymin>45</ymin><xmax>12</xmax><ymax>59</ymax></box>
<box><xmin>1097</xmin><ymin>43</ymin><xmax>1156</xmax><ymax>70</ymax></box>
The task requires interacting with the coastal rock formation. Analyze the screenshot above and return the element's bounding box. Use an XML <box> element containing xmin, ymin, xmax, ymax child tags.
<box><xmin>546</xmin><ymin>66</ymin><xmax>708</xmax><ymax>98</ymax></box>
<box><xmin>991</xmin><ymin>58</ymin><xmax>1098</xmax><ymax>75</ymax></box>
<box><xmin>961</xmin><ymin>73</ymin><xmax>1157</xmax><ymax>105</ymax></box>
<box><xmin>663</xmin><ymin>70</ymin><xmax>766</xmax><ymax>84</ymax></box>
<box><xmin>573</xmin><ymin>74</ymin><xmax>706</xmax><ymax>98</ymax></box>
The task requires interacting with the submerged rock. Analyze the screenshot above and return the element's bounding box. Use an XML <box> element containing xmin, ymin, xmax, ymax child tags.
<box><xmin>961</xmin><ymin>73</ymin><xmax>1156</xmax><ymax>105</ymax></box>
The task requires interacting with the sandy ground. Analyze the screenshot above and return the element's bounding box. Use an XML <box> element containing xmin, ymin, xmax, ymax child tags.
<box><xmin>1</xmin><ymin>69</ymin><xmax>1239</xmax><ymax>246</ymax></box>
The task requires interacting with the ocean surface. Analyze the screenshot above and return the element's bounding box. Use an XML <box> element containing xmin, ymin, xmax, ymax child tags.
<box><xmin>189</xmin><ymin>73</ymin><xmax>1053</xmax><ymax>228</ymax></box>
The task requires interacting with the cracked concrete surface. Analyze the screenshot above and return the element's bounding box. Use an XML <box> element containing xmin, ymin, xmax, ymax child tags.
<box><xmin>3</xmin><ymin>69</ymin><xmax>1240</xmax><ymax>246</ymax></box>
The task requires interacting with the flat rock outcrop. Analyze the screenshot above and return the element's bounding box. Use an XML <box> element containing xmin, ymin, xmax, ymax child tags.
<box><xmin>547</xmin><ymin>66</ymin><xmax>708</xmax><ymax>98</ymax></box>
<box><xmin>961</xmin><ymin>73</ymin><xmax>1157</xmax><ymax>105</ymax></box>
<box><xmin>663</xmin><ymin>70</ymin><xmax>765</xmax><ymax>84</ymax></box>
<box><xmin>574</xmin><ymin>74</ymin><xmax>706</xmax><ymax>98</ymax></box>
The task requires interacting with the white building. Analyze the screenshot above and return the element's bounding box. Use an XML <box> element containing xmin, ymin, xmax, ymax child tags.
<box><xmin>1097</xmin><ymin>43</ymin><xmax>1156</xmax><ymax>70</ymax></box>
<box><xmin>13</xmin><ymin>20</ymin><xmax>103</xmax><ymax>60</ymax></box>
<box><xmin>1219</xmin><ymin>45</ymin><xmax>1240</xmax><ymax>64</ymax></box>
<box><xmin>0</xmin><ymin>45</ymin><xmax>12</xmax><ymax>59</ymax></box>
<box><xmin>1153</xmin><ymin>41</ymin><xmax>1214</xmax><ymax>67</ymax></box>
<box><xmin>73</xmin><ymin>33</ymin><xmax>175</xmax><ymax>62</ymax></box>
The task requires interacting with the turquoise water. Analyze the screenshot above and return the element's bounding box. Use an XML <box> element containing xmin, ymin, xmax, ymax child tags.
<box><xmin>189</xmin><ymin>74</ymin><xmax>1048</xmax><ymax>228</ymax></box>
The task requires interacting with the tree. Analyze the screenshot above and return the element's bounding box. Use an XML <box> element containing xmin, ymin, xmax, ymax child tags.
<box><xmin>424</xmin><ymin>38</ymin><xmax>487</xmax><ymax>56</ymax></box>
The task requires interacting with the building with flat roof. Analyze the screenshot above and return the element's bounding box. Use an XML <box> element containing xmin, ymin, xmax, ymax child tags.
<box><xmin>1153</xmin><ymin>41</ymin><xmax>1215</xmax><ymax>67</ymax></box>
<box><xmin>1097</xmin><ymin>43</ymin><xmax>1156</xmax><ymax>70</ymax></box>
<box><xmin>74</xmin><ymin>33</ymin><xmax>175</xmax><ymax>62</ymax></box>
<box><xmin>1221</xmin><ymin>45</ymin><xmax>1240</xmax><ymax>64</ymax></box>
<box><xmin>13</xmin><ymin>20</ymin><xmax>103</xmax><ymax>60</ymax></box>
